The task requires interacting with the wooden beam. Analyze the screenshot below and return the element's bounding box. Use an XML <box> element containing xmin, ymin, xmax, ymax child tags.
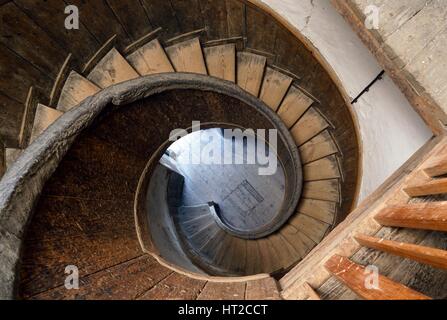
<box><xmin>325</xmin><ymin>255</ymin><xmax>430</xmax><ymax>300</ymax></box>
<box><xmin>424</xmin><ymin>161</ymin><xmax>447</xmax><ymax>177</ymax></box>
<box><xmin>404</xmin><ymin>178</ymin><xmax>447</xmax><ymax>197</ymax></box>
<box><xmin>375</xmin><ymin>203</ymin><xmax>447</xmax><ymax>232</ymax></box>
<box><xmin>303</xmin><ymin>282</ymin><xmax>321</xmax><ymax>300</ymax></box>
<box><xmin>356</xmin><ymin>234</ymin><xmax>447</xmax><ymax>270</ymax></box>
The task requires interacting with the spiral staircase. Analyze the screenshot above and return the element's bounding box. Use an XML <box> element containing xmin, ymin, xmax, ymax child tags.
<box><xmin>0</xmin><ymin>0</ymin><xmax>445</xmax><ymax>300</ymax></box>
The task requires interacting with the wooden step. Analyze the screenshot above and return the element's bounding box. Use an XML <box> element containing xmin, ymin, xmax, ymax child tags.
<box><xmin>57</xmin><ymin>71</ymin><xmax>100</xmax><ymax>112</ymax></box>
<box><xmin>297</xmin><ymin>199</ymin><xmax>336</xmax><ymax>225</ymax></box>
<box><xmin>303</xmin><ymin>155</ymin><xmax>341</xmax><ymax>181</ymax></box>
<box><xmin>215</xmin><ymin>234</ymin><xmax>234</xmax><ymax>266</ymax></box>
<box><xmin>178</xmin><ymin>213</ymin><xmax>214</xmax><ymax>237</ymax></box>
<box><xmin>355</xmin><ymin>234</ymin><xmax>447</xmax><ymax>270</ymax></box>
<box><xmin>269</xmin><ymin>233</ymin><xmax>299</xmax><ymax>270</ymax></box>
<box><xmin>289</xmin><ymin>214</ymin><xmax>330</xmax><ymax>244</ymax></box>
<box><xmin>299</xmin><ymin>130</ymin><xmax>339</xmax><ymax>164</ymax></box>
<box><xmin>302</xmin><ymin>179</ymin><xmax>341</xmax><ymax>203</ymax></box>
<box><xmin>280</xmin><ymin>225</ymin><xmax>314</xmax><ymax>258</ymax></box>
<box><xmin>258</xmin><ymin>238</ymin><xmax>281</xmax><ymax>273</ymax></box>
<box><xmin>189</xmin><ymin>222</ymin><xmax>221</xmax><ymax>251</ymax></box>
<box><xmin>165</xmin><ymin>37</ymin><xmax>207</xmax><ymax>75</ymax></box>
<box><xmin>277</xmin><ymin>86</ymin><xmax>314</xmax><ymax>129</ymax></box>
<box><xmin>325</xmin><ymin>255</ymin><xmax>431</xmax><ymax>300</ymax></box>
<box><xmin>237</xmin><ymin>52</ymin><xmax>267</xmax><ymax>97</ymax></box>
<box><xmin>30</xmin><ymin>104</ymin><xmax>63</xmax><ymax>143</ymax></box>
<box><xmin>259</xmin><ymin>67</ymin><xmax>293</xmax><ymax>111</ymax></box>
<box><xmin>5</xmin><ymin>148</ymin><xmax>22</xmax><ymax>168</ymax></box>
<box><xmin>126</xmin><ymin>38</ymin><xmax>174</xmax><ymax>75</ymax></box>
<box><xmin>177</xmin><ymin>204</ymin><xmax>212</xmax><ymax>222</ymax></box>
<box><xmin>424</xmin><ymin>161</ymin><xmax>447</xmax><ymax>178</ymax></box>
<box><xmin>404</xmin><ymin>178</ymin><xmax>447</xmax><ymax>197</ymax></box>
<box><xmin>87</xmin><ymin>48</ymin><xmax>139</xmax><ymax>88</ymax></box>
<box><xmin>375</xmin><ymin>203</ymin><xmax>447</xmax><ymax>232</ymax></box>
<box><xmin>204</xmin><ymin>44</ymin><xmax>236</xmax><ymax>82</ymax></box>
<box><xmin>290</xmin><ymin>108</ymin><xmax>329</xmax><ymax>146</ymax></box>
<box><xmin>200</xmin><ymin>229</ymin><xmax>228</xmax><ymax>265</ymax></box>
<box><xmin>228</xmin><ymin>238</ymin><xmax>247</xmax><ymax>274</ymax></box>
<box><xmin>245</xmin><ymin>240</ymin><xmax>263</xmax><ymax>275</ymax></box>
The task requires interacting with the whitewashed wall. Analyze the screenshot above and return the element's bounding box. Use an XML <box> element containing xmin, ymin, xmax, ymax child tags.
<box><xmin>259</xmin><ymin>0</ymin><xmax>432</xmax><ymax>202</ymax></box>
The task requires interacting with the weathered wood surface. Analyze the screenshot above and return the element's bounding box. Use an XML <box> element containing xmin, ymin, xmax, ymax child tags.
<box><xmin>57</xmin><ymin>71</ymin><xmax>100</xmax><ymax>112</ymax></box>
<box><xmin>29</xmin><ymin>104</ymin><xmax>63</xmax><ymax>143</ymax></box>
<box><xmin>325</xmin><ymin>255</ymin><xmax>431</xmax><ymax>300</ymax></box>
<box><xmin>356</xmin><ymin>234</ymin><xmax>447</xmax><ymax>270</ymax></box>
<box><xmin>204</xmin><ymin>44</ymin><xmax>236</xmax><ymax>82</ymax></box>
<box><xmin>127</xmin><ymin>39</ymin><xmax>174</xmax><ymax>76</ymax></box>
<box><xmin>237</xmin><ymin>52</ymin><xmax>266</xmax><ymax>97</ymax></box>
<box><xmin>375</xmin><ymin>203</ymin><xmax>447</xmax><ymax>232</ymax></box>
<box><xmin>166</xmin><ymin>38</ymin><xmax>208</xmax><ymax>74</ymax></box>
<box><xmin>404</xmin><ymin>179</ymin><xmax>447</xmax><ymax>198</ymax></box>
<box><xmin>277</xmin><ymin>86</ymin><xmax>314</xmax><ymax>129</ymax></box>
<box><xmin>259</xmin><ymin>68</ymin><xmax>292</xmax><ymax>111</ymax></box>
<box><xmin>290</xmin><ymin>108</ymin><xmax>329</xmax><ymax>146</ymax></box>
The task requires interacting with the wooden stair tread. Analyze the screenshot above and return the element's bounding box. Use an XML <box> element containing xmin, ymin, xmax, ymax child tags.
<box><xmin>298</xmin><ymin>199</ymin><xmax>336</xmax><ymax>225</ymax></box>
<box><xmin>165</xmin><ymin>37</ymin><xmax>207</xmax><ymax>75</ymax></box>
<box><xmin>290</xmin><ymin>107</ymin><xmax>329</xmax><ymax>146</ymax></box>
<box><xmin>303</xmin><ymin>155</ymin><xmax>341</xmax><ymax>181</ymax></box>
<box><xmin>257</xmin><ymin>238</ymin><xmax>281</xmax><ymax>273</ymax></box>
<box><xmin>245</xmin><ymin>277</ymin><xmax>281</xmax><ymax>300</ymax></box>
<box><xmin>280</xmin><ymin>224</ymin><xmax>312</xmax><ymax>258</ymax></box>
<box><xmin>269</xmin><ymin>234</ymin><xmax>299</xmax><ymax>269</ymax></box>
<box><xmin>57</xmin><ymin>71</ymin><xmax>100</xmax><ymax>112</ymax></box>
<box><xmin>228</xmin><ymin>238</ymin><xmax>247</xmax><ymax>274</ymax></box>
<box><xmin>289</xmin><ymin>214</ymin><xmax>330</xmax><ymax>244</ymax></box>
<box><xmin>245</xmin><ymin>240</ymin><xmax>263</xmax><ymax>275</ymax></box>
<box><xmin>30</xmin><ymin>104</ymin><xmax>63</xmax><ymax>143</ymax></box>
<box><xmin>237</xmin><ymin>52</ymin><xmax>266</xmax><ymax>97</ymax></box>
<box><xmin>356</xmin><ymin>234</ymin><xmax>447</xmax><ymax>270</ymax></box>
<box><xmin>87</xmin><ymin>48</ymin><xmax>139</xmax><ymax>88</ymax></box>
<box><xmin>204</xmin><ymin>44</ymin><xmax>236</xmax><ymax>82</ymax></box>
<box><xmin>303</xmin><ymin>283</ymin><xmax>321</xmax><ymax>300</ymax></box>
<box><xmin>189</xmin><ymin>221</ymin><xmax>221</xmax><ymax>250</ymax></box>
<box><xmin>259</xmin><ymin>67</ymin><xmax>293</xmax><ymax>111</ymax></box>
<box><xmin>299</xmin><ymin>130</ymin><xmax>339</xmax><ymax>164</ymax></box>
<box><xmin>200</xmin><ymin>229</ymin><xmax>228</xmax><ymax>264</ymax></box>
<box><xmin>404</xmin><ymin>178</ymin><xmax>447</xmax><ymax>197</ymax></box>
<box><xmin>375</xmin><ymin>203</ymin><xmax>447</xmax><ymax>232</ymax></box>
<box><xmin>302</xmin><ymin>179</ymin><xmax>341</xmax><ymax>203</ymax></box>
<box><xmin>325</xmin><ymin>255</ymin><xmax>431</xmax><ymax>300</ymax></box>
<box><xmin>126</xmin><ymin>38</ymin><xmax>174</xmax><ymax>75</ymax></box>
<box><xmin>5</xmin><ymin>148</ymin><xmax>22</xmax><ymax>169</ymax></box>
<box><xmin>277</xmin><ymin>86</ymin><xmax>314</xmax><ymax>129</ymax></box>
<box><xmin>178</xmin><ymin>215</ymin><xmax>214</xmax><ymax>237</ymax></box>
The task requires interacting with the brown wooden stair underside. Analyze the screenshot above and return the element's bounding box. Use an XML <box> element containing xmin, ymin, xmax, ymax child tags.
<box><xmin>1</xmin><ymin>32</ymin><xmax>348</xmax><ymax>280</ymax></box>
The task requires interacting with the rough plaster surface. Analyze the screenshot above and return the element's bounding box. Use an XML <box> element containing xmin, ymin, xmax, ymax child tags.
<box><xmin>355</xmin><ymin>75</ymin><xmax>432</xmax><ymax>200</ymax></box>
<box><xmin>260</xmin><ymin>0</ymin><xmax>432</xmax><ymax>202</ymax></box>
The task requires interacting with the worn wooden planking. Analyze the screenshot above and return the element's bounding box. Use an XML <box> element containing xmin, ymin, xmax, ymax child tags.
<box><xmin>302</xmin><ymin>179</ymin><xmax>341</xmax><ymax>203</ymax></box>
<box><xmin>29</xmin><ymin>104</ymin><xmax>63</xmax><ymax>143</ymax></box>
<box><xmin>289</xmin><ymin>214</ymin><xmax>330</xmax><ymax>244</ymax></box>
<box><xmin>0</xmin><ymin>90</ymin><xmax>26</xmax><ymax>146</ymax></box>
<box><xmin>245</xmin><ymin>277</ymin><xmax>281</xmax><ymax>300</ymax></box>
<box><xmin>225</xmin><ymin>0</ymin><xmax>245</xmax><ymax>38</ymax></box>
<box><xmin>106</xmin><ymin>0</ymin><xmax>153</xmax><ymax>41</ymax></box>
<box><xmin>303</xmin><ymin>155</ymin><xmax>341</xmax><ymax>181</ymax></box>
<box><xmin>269</xmin><ymin>233</ymin><xmax>299</xmax><ymax>270</ymax></box>
<box><xmin>277</xmin><ymin>86</ymin><xmax>314</xmax><ymax>129</ymax></box>
<box><xmin>298</xmin><ymin>199</ymin><xmax>336</xmax><ymax>225</ymax></box>
<box><xmin>245</xmin><ymin>4</ymin><xmax>278</xmax><ymax>54</ymax></box>
<box><xmin>170</xmin><ymin>0</ymin><xmax>204</xmax><ymax>32</ymax></box>
<box><xmin>65</xmin><ymin>0</ymin><xmax>129</xmax><ymax>46</ymax></box>
<box><xmin>139</xmin><ymin>272</ymin><xmax>205</xmax><ymax>300</ymax></box>
<box><xmin>299</xmin><ymin>130</ymin><xmax>339</xmax><ymax>164</ymax></box>
<box><xmin>0</xmin><ymin>43</ymin><xmax>52</xmax><ymax>102</ymax></box>
<box><xmin>245</xmin><ymin>240</ymin><xmax>263</xmax><ymax>275</ymax></box>
<box><xmin>258</xmin><ymin>238</ymin><xmax>281</xmax><ymax>273</ymax></box>
<box><xmin>228</xmin><ymin>238</ymin><xmax>247</xmax><ymax>274</ymax></box>
<box><xmin>325</xmin><ymin>255</ymin><xmax>431</xmax><ymax>300</ymax></box>
<box><xmin>280</xmin><ymin>224</ymin><xmax>314</xmax><ymax>258</ymax></box>
<box><xmin>404</xmin><ymin>178</ymin><xmax>447</xmax><ymax>197</ymax></box>
<box><xmin>259</xmin><ymin>67</ymin><xmax>293</xmax><ymax>111</ymax></box>
<box><xmin>14</xmin><ymin>0</ymin><xmax>99</xmax><ymax>60</ymax></box>
<box><xmin>303</xmin><ymin>282</ymin><xmax>321</xmax><ymax>300</ymax></box>
<box><xmin>375</xmin><ymin>203</ymin><xmax>447</xmax><ymax>232</ymax></box>
<box><xmin>126</xmin><ymin>39</ymin><xmax>174</xmax><ymax>75</ymax></box>
<box><xmin>139</xmin><ymin>0</ymin><xmax>180</xmax><ymax>41</ymax></box>
<box><xmin>0</xmin><ymin>144</ymin><xmax>5</xmax><ymax>177</ymax></box>
<box><xmin>57</xmin><ymin>71</ymin><xmax>100</xmax><ymax>112</ymax></box>
<box><xmin>88</xmin><ymin>48</ymin><xmax>139</xmax><ymax>88</ymax></box>
<box><xmin>165</xmin><ymin>38</ymin><xmax>208</xmax><ymax>74</ymax></box>
<box><xmin>0</xmin><ymin>2</ymin><xmax>66</xmax><ymax>77</ymax></box>
<box><xmin>197</xmin><ymin>281</ymin><xmax>246</xmax><ymax>300</ymax></box>
<box><xmin>290</xmin><ymin>108</ymin><xmax>330</xmax><ymax>146</ymax></box>
<box><xmin>200</xmin><ymin>0</ymin><xmax>228</xmax><ymax>40</ymax></box>
<box><xmin>204</xmin><ymin>44</ymin><xmax>236</xmax><ymax>82</ymax></box>
<box><xmin>237</xmin><ymin>52</ymin><xmax>266</xmax><ymax>97</ymax></box>
<box><xmin>33</xmin><ymin>255</ymin><xmax>171</xmax><ymax>300</ymax></box>
<box><xmin>356</xmin><ymin>234</ymin><xmax>447</xmax><ymax>271</ymax></box>
<box><xmin>423</xmin><ymin>157</ymin><xmax>447</xmax><ymax>178</ymax></box>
